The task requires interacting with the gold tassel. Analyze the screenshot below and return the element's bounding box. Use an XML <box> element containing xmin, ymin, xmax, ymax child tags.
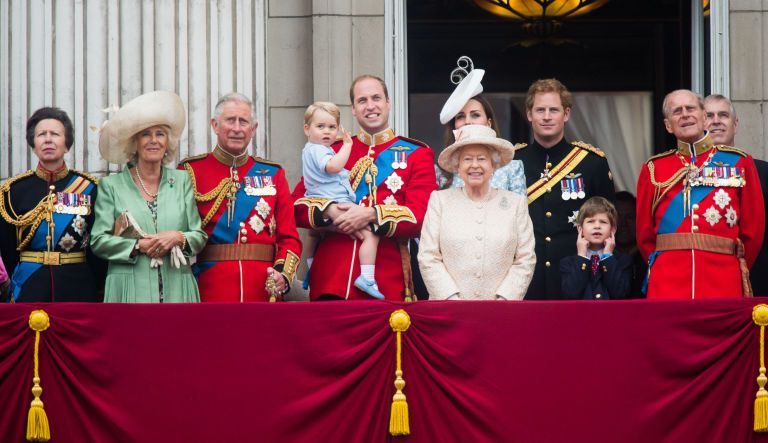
<box><xmin>388</xmin><ymin>309</ymin><xmax>411</xmax><ymax>437</ymax></box>
<box><xmin>753</xmin><ymin>305</ymin><xmax>768</xmax><ymax>432</ymax></box>
<box><xmin>27</xmin><ymin>310</ymin><xmax>51</xmax><ymax>442</ymax></box>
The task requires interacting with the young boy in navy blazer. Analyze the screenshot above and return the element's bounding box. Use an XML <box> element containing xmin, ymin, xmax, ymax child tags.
<box><xmin>560</xmin><ymin>196</ymin><xmax>632</xmax><ymax>300</ymax></box>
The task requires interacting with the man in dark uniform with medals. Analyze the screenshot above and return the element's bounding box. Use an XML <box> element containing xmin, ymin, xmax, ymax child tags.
<box><xmin>515</xmin><ymin>79</ymin><xmax>615</xmax><ymax>300</ymax></box>
<box><xmin>180</xmin><ymin>93</ymin><xmax>302</xmax><ymax>302</ymax></box>
<box><xmin>0</xmin><ymin>107</ymin><xmax>103</xmax><ymax>302</ymax></box>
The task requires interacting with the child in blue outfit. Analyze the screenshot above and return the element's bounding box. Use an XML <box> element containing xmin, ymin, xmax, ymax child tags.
<box><xmin>301</xmin><ymin>102</ymin><xmax>383</xmax><ymax>299</ymax></box>
<box><xmin>560</xmin><ymin>196</ymin><xmax>632</xmax><ymax>300</ymax></box>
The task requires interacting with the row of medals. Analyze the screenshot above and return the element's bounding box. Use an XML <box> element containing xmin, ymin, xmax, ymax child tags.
<box><xmin>55</xmin><ymin>194</ymin><xmax>91</xmax><ymax>215</ymax></box>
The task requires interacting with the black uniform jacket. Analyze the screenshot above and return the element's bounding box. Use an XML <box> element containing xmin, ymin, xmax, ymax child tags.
<box><xmin>515</xmin><ymin>138</ymin><xmax>615</xmax><ymax>300</ymax></box>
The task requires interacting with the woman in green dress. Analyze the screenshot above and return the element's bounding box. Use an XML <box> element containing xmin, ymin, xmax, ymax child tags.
<box><xmin>91</xmin><ymin>91</ymin><xmax>207</xmax><ymax>302</ymax></box>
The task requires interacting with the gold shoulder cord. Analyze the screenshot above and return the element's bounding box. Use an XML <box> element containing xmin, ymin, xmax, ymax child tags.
<box><xmin>349</xmin><ymin>156</ymin><xmax>378</xmax><ymax>205</ymax></box>
<box><xmin>183</xmin><ymin>163</ymin><xmax>235</xmax><ymax>227</ymax></box>
<box><xmin>647</xmin><ymin>160</ymin><xmax>687</xmax><ymax>216</ymax></box>
<box><xmin>0</xmin><ymin>174</ymin><xmax>56</xmax><ymax>251</ymax></box>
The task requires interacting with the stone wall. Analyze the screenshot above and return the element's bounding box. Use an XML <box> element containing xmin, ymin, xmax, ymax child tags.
<box><xmin>265</xmin><ymin>0</ymin><xmax>385</xmax><ymax>187</ymax></box>
<box><xmin>730</xmin><ymin>1</ymin><xmax>768</xmax><ymax>159</ymax></box>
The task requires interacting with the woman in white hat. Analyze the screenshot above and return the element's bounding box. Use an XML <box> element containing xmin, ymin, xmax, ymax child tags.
<box><xmin>418</xmin><ymin>124</ymin><xmax>535</xmax><ymax>300</ymax></box>
<box><xmin>90</xmin><ymin>91</ymin><xmax>207</xmax><ymax>303</ymax></box>
<box><xmin>437</xmin><ymin>59</ymin><xmax>526</xmax><ymax>195</ymax></box>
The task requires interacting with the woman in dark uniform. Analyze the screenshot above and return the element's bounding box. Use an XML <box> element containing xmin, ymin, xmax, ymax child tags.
<box><xmin>0</xmin><ymin>107</ymin><xmax>104</xmax><ymax>302</ymax></box>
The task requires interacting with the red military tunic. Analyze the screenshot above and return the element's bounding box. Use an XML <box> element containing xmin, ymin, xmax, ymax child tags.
<box><xmin>636</xmin><ymin>133</ymin><xmax>764</xmax><ymax>299</ymax></box>
<box><xmin>293</xmin><ymin>128</ymin><xmax>436</xmax><ymax>300</ymax></box>
<box><xmin>180</xmin><ymin>147</ymin><xmax>301</xmax><ymax>302</ymax></box>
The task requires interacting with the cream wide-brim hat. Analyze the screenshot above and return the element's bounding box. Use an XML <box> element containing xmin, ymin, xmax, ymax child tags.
<box><xmin>437</xmin><ymin>124</ymin><xmax>515</xmax><ymax>172</ymax></box>
<box><xmin>98</xmin><ymin>90</ymin><xmax>186</xmax><ymax>164</ymax></box>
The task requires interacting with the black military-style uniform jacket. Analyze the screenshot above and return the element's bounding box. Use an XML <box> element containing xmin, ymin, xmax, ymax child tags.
<box><xmin>515</xmin><ymin>138</ymin><xmax>615</xmax><ymax>300</ymax></box>
<box><xmin>0</xmin><ymin>164</ymin><xmax>105</xmax><ymax>302</ymax></box>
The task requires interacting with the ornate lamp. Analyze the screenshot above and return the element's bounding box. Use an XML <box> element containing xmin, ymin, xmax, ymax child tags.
<box><xmin>472</xmin><ymin>0</ymin><xmax>609</xmax><ymax>35</ymax></box>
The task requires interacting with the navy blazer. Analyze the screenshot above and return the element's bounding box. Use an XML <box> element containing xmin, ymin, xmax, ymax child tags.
<box><xmin>560</xmin><ymin>253</ymin><xmax>632</xmax><ymax>300</ymax></box>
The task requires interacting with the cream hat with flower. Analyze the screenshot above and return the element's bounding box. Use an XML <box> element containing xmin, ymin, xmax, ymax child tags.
<box><xmin>98</xmin><ymin>91</ymin><xmax>185</xmax><ymax>164</ymax></box>
<box><xmin>437</xmin><ymin>124</ymin><xmax>515</xmax><ymax>172</ymax></box>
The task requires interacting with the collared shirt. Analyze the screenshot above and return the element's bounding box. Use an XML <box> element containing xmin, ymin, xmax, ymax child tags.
<box><xmin>301</xmin><ymin>141</ymin><xmax>356</xmax><ymax>203</ymax></box>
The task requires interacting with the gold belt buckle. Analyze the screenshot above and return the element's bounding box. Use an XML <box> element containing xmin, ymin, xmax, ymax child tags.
<box><xmin>43</xmin><ymin>252</ymin><xmax>61</xmax><ymax>265</ymax></box>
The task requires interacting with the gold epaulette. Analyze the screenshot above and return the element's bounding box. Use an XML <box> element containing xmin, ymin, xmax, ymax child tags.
<box><xmin>645</xmin><ymin>149</ymin><xmax>676</xmax><ymax>164</ymax></box>
<box><xmin>399</xmin><ymin>136</ymin><xmax>428</xmax><ymax>148</ymax></box>
<box><xmin>252</xmin><ymin>156</ymin><xmax>283</xmax><ymax>169</ymax></box>
<box><xmin>178</xmin><ymin>152</ymin><xmax>209</xmax><ymax>165</ymax></box>
<box><xmin>572</xmin><ymin>141</ymin><xmax>605</xmax><ymax>157</ymax></box>
<box><xmin>72</xmin><ymin>170</ymin><xmax>100</xmax><ymax>185</ymax></box>
<box><xmin>513</xmin><ymin>143</ymin><xmax>528</xmax><ymax>151</ymax></box>
<box><xmin>0</xmin><ymin>170</ymin><xmax>34</xmax><ymax>192</ymax></box>
<box><xmin>715</xmin><ymin>145</ymin><xmax>749</xmax><ymax>157</ymax></box>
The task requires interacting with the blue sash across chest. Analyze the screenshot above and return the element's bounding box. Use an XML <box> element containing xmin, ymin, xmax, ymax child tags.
<box><xmin>9</xmin><ymin>175</ymin><xmax>95</xmax><ymax>301</ymax></box>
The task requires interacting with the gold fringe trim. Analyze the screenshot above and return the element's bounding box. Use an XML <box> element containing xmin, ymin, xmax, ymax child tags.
<box><xmin>389</xmin><ymin>310</ymin><xmax>411</xmax><ymax>436</ymax></box>
<box><xmin>753</xmin><ymin>304</ymin><xmax>768</xmax><ymax>432</ymax></box>
<box><xmin>27</xmin><ymin>310</ymin><xmax>51</xmax><ymax>442</ymax></box>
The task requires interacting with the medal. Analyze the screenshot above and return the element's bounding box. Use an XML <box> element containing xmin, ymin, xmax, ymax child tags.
<box><xmin>561</xmin><ymin>179</ymin><xmax>571</xmax><ymax>200</ymax></box>
<box><xmin>575</xmin><ymin>177</ymin><xmax>585</xmax><ymax>199</ymax></box>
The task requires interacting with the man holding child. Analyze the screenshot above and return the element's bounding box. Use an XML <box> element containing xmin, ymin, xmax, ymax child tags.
<box><xmin>293</xmin><ymin>75</ymin><xmax>437</xmax><ymax>301</ymax></box>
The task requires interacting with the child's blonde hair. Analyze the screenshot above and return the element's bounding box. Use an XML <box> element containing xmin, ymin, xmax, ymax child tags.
<box><xmin>576</xmin><ymin>196</ymin><xmax>618</xmax><ymax>227</ymax></box>
<box><xmin>304</xmin><ymin>101</ymin><xmax>340</xmax><ymax>125</ymax></box>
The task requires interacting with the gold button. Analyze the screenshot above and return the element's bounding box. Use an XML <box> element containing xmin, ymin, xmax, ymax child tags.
<box><xmin>692</xmin><ymin>204</ymin><xmax>700</xmax><ymax>210</ymax></box>
<box><xmin>240</xmin><ymin>229</ymin><xmax>247</xmax><ymax>235</ymax></box>
<box><xmin>240</xmin><ymin>236</ymin><xmax>248</xmax><ymax>242</ymax></box>
<box><xmin>546</xmin><ymin>212</ymin><xmax>552</xmax><ymax>218</ymax></box>
<box><xmin>692</xmin><ymin>225</ymin><xmax>699</xmax><ymax>231</ymax></box>
<box><xmin>545</xmin><ymin>237</ymin><xmax>551</xmax><ymax>242</ymax></box>
<box><xmin>546</xmin><ymin>187</ymin><xmax>552</xmax><ymax>193</ymax></box>
<box><xmin>239</xmin><ymin>222</ymin><xmax>246</xmax><ymax>228</ymax></box>
<box><xmin>546</xmin><ymin>162</ymin><xmax>552</xmax><ymax>169</ymax></box>
<box><xmin>581</xmin><ymin>263</ymin><xmax>587</xmax><ymax>270</ymax></box>
<box><xmin>545</xmin><ymin>261</ymin><xmax>551</xmax><ymax>267</ymax></box>
<box><xmin>692</xmin><ymin>214</ymin><xmax>699</xmax><ymax>220</ymax></box>
<box><xmin>595</xmin><ymin>294</ymin><xmax>602</xmax><ymax>299</ymax></box>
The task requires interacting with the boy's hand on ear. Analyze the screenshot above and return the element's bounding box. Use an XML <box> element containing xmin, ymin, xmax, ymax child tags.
<box><xmin>576</xmin><ymin>226</ymin><xmax>589</xmax><ymax>258</ymax></box>
<box><xmin>604</xmin><ymin>230</ymin><xmax>616</xmax><ymax>254</ymax></box>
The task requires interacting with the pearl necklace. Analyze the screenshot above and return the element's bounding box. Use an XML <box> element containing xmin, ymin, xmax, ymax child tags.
<box><xmin>134</xmin><ymin>165</ymin><xmax>159</xmax><ymax>199</ymax></box>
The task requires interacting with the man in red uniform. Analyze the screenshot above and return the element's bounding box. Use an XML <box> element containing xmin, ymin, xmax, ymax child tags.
<box><xmin>636</xmin><ymin>89</ymin><xmax>764</xmax><ymax>299</ymax></box>
<box><xmin>293</xmin><ymin>75</ymin><xmax>437</xmax><ymax>301</ymax></box>
<box><xmin>180</xmin><ymin>93</ymin><xmax>301</xmax><ymax>302</ymax></box>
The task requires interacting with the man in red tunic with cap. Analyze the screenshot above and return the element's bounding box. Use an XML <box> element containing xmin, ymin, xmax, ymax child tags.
<box><xmin>293</xmin><ymin>75</ymin><xmax>437</xmax><ymax>301</ymax></box>
<box><xmin>180</xmin><ymin>93</ymin><xmax>301</xmax><ymax>302</ymax></box>
<box><xmin>636</xmin><ymin>89</ymin><xmax>764</xmax><ymax>299</ymax></box>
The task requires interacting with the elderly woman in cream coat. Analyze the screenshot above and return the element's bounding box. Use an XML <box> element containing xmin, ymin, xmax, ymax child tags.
<box><xmin>418</xmin><ymin>124</ymin><xmax>535</xmax><ymax>300</ymax></box>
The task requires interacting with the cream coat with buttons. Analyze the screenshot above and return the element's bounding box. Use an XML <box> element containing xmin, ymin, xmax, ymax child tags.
<box><xmin>418</xmin><ymin>187</ymin><xmax>536</xmax><ymax>300</ymax></box>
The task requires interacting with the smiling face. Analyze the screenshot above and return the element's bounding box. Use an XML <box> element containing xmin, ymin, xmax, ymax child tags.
<box><xmin>705</xmin><ymin>99</ymin><xmax>738</xmax><ymax>146</ymax></box>
<box><xmin>454</xmin><ymin>99</ymin><xmax>492</xmax><ymax>129</ymax></box>
<box><xmin>351</xmin><ymin>77</ymin><xmax>391</xmax><ymax>134</ymax></box>
<box><xmin>664</xmin><ymin>90</ymin><xmax>706</xmax><ymax>144</ymax></box>
<box><xmin>457</xmin><ymin>145</ymin><xmax>494</xmax><ymax>191</ymax></box>
<box><xmin>527</xmin><ymin>92</ymin><xmax>570</xmax><ymax>146</ymax></box>
<box><xmin>211</xmin><ymin>100</ymin><xmax>257</xmax><ymax>155</ymax></box>
<box><xmin>580</xmin><ymin>212</ymin><xmax>615</xmax><ymax>249</ymax></box>
<box><xmin>136</xmin><ymin>125</ymin><xmax>169</xmax><ymax>164</ymax></box>
<box><xmin>304</xmin><ymin>109</ymin><xmax>339</xmax><ymax>147</ymax></box>
<box><xmin>32</xmin><ymin>119</ymin><xmax>68</xmax><ymax>168</ymax></box>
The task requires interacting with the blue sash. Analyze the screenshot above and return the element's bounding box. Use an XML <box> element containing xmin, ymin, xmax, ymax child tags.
<box><xmin>643</xmin><ymin>150</ymin><xmax>741</xmax><ymax>293</ymax></box>
<box><xmin>194</xmin><ymin>162</ymin><xmax>278</xmax><ymax>276</ymax></box>
<box><xmin>9</xmin><ymin>176</ymin><xmax>95</xmax><ymax>301</ymax></box>
<box><xmin>353</xmin><ymin>139</ymin><xmax>420</xmax><ymax>204</ymax></box>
